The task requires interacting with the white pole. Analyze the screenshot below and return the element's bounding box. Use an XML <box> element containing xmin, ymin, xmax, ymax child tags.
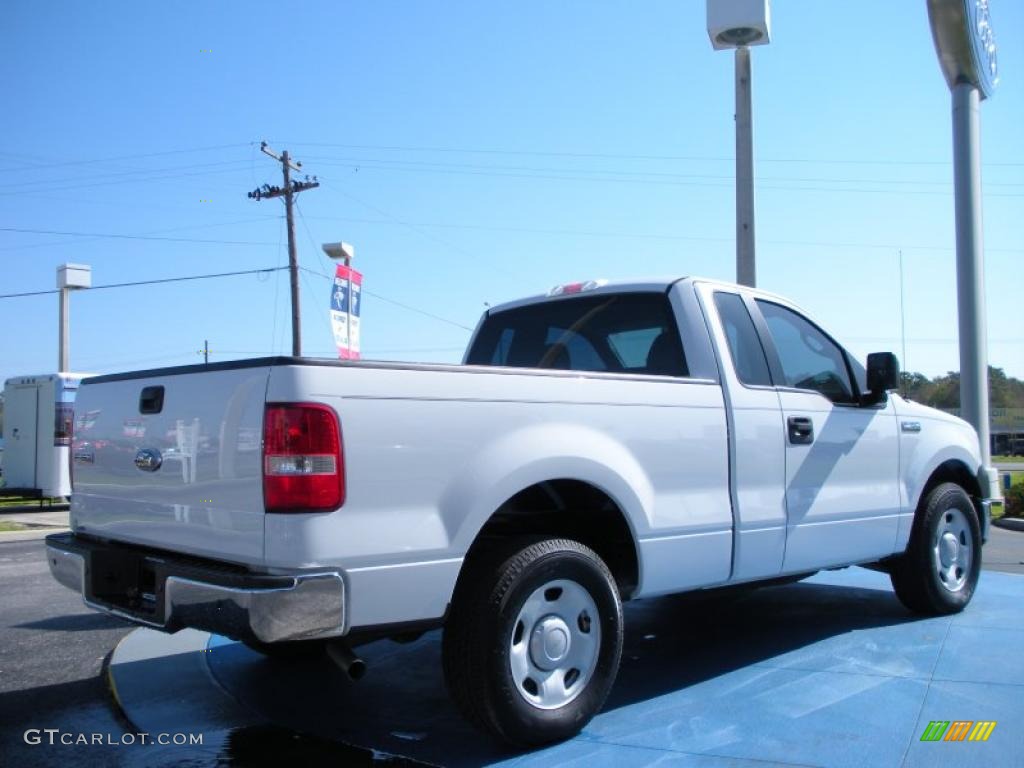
<box><xmin>952</xmin><ymin>82</ymin><xmax>991</xmax><ymax>464</ymax></box>
<box><xmin>58</xmin><ymin>288</ymin><xmax>69</xmax><ymax>373</ymax></box>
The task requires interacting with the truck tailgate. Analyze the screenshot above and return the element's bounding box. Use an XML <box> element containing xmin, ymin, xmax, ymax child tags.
<box><xmin>70</xmin><ymin>365</ymin><xmax>270</xmax><ymax>565</ymax></box>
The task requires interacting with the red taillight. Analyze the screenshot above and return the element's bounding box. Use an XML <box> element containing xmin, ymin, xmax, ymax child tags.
<box><xmin>263</xmin><ymin>403</ymin><xmax>344</xmax><ymax>512</ymax></box>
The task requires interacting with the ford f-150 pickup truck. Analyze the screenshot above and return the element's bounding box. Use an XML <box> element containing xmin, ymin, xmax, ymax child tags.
<box><xmin>46</xmin><ymin>277</ymin><xmax>1002</xmax><ymax>746</ymax></box>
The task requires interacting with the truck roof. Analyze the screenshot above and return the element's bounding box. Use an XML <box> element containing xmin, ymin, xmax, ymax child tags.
<box><xmin>487</xmin><ymin>276</ymin><xmax>799</xmax><ymax>315</ymax></box>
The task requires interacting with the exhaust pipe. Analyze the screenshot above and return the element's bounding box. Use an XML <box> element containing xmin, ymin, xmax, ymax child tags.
<box><xmin>326</xmin><ymin>641</ymin><xmax>366</xmax><ymax>681</ymax></box>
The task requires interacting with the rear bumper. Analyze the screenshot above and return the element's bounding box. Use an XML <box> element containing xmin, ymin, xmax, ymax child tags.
<box><xmin>45</xmin><ymin>532</ymin><xmax>345</xmax><ymax>643</ymax></box>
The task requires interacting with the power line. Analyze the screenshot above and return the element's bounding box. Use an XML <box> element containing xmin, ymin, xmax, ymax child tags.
<box><xmin>303</xmin><ymin>155</ymin><xmax>1024</xmax><ymax>189</ymax></box>
<box><xmin>283</xmin><ymin>141</ymin><xmax>1024</xmax><ymax>168</ymax></box>
<box><xmin>317</xmin><ymin>177</ymin><xmax>521</xmax><ymax>281</ymax></box>
<box><xmin>305</xmin><ymin>159</ymin><xmax>1024</xmax><ymax>198</ymax></box>
<box><xmin>0</xmin><ymin>164</ymin><xmax>257</xmax><ymax>197</ymax></box>
<box><xmin>0</xmin><ymin>142</ymin><xmax>254</xmax><ymax>174</ymax></box>
<box><xmin>296</xmin><ymin>213</ymin><xmax>1024</xmax><ymax>255</ymax></box>
<box><xmin>293</xmin><ymin>204</ymin><xmax>476</xmax><ymax>334</ymax></box>
<box><xmin>0</xmin><ymin>266</ymin><xmax>287</xmax><ymax>300</ymax></box>
<box><xmin>0</xmin><ymin>159</ymin><xmax>254</xmax><ymax>193</ymax></box>
<box><xmin>299</xmin><ymin>266</ymin><xmax>474</xmax><ymax>331</ymax></box>
<box><xmin>0</xmin><ymin>226</ymin><xmax>279</xmax><ymax>246</ymax></box>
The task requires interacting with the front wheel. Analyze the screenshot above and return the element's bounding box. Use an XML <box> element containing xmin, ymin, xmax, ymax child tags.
<box><xmin>443</xmin><ymin>538</ymin><xmax>623</xmax><ymax>747</ymax></box>
<box><xmin>890</xmin><ymin>482</ymin><xmax>982</xmax><ymax>615</ymax></box>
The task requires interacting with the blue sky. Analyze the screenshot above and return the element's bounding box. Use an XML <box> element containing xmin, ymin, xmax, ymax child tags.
<box><xmin>2</xmin><ymin>0</ymin><xmax>1022</xmax><ymax>384</ymax></box>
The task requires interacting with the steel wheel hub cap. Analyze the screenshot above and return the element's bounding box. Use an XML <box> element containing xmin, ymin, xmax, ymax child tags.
<box><xmin>933</xmin><ymin>507</ymin><xmax>972</xmax><ymax>593</ymax></box>
<box><xmin>939</xmin><ymin>533</ymin><xmax>959</xmax><ymax>567</ymax></box>
<box><xmin>530</xmin><ymin>616</ymin><xmax>571</xmax><ymax>670</ymax></box>
<box><xmin>509</xmin><ymin>578</ymin><xmax>601</xmax><ymax>710</ymax></box>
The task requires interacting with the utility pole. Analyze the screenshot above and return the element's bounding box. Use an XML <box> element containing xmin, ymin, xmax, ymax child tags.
<box><xmin>198</xmin><ymin>339</ymin><xmax>212</xmax><ymax>364</ymax></box>
<box><xmin>248</xmin><ymin>142</ymin><xmax>320</xmax><ymax>356</ymax></box>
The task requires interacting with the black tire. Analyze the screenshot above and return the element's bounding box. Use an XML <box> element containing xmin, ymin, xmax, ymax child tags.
<box><xmin>443</xmin><ymin>537</ymin><xmax>623</xmax><ymax>747</ymax></box>
<box><xmin>890</xmin><ymin>482</ymin><xmax>982</xmax><ymax>615</ymax></box>
<box><xmin>242</xmin><ymin>638</ymin><xmax>326</xmax><ymax>659</ymax></box>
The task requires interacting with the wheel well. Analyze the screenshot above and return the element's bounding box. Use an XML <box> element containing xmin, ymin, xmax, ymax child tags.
<box><xmin>465</xmin><ymin>479</ymin><xmax>640</xmax><ymax>600</ymax></box>
<box><xmin>919</xmin><ymin>460</ymin><xmax>981</xmax><ymax>511</ymax></box>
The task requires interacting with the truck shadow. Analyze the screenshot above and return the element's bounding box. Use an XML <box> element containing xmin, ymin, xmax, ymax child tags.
<box><xmin>204</xmin><ymin>573</ymin><xmax>926</xmax><ymax>766</ymax></box>
<box><xmin>605</xmin><ymin>576</ymin><xmax>919</xmax><ymax>711</ymax></box>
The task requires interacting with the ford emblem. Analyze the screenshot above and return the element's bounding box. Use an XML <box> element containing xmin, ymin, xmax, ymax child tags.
<box><xmin>134</xmin><ymin>448</ymin><xmax>163</xmax><ymax>472</ymax></box>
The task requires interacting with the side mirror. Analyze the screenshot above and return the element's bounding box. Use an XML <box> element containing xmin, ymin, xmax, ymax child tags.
<box><xmin>866</xmin><ymin>352</ymin><xmax>900</xmax><ymax>402</ymax></box>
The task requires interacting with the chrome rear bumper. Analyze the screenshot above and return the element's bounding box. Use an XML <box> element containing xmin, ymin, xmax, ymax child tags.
<box><xmin>46</xmin><ymin>532</ymin><xmax>346</xmax><ymax>644</ymax></box>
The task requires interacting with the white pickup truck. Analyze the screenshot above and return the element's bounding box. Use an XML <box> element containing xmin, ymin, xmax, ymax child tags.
<box><xmin>47</xmin><ymin>277</ymin><xmax>1002</xmax><ymax>746</ymax></box>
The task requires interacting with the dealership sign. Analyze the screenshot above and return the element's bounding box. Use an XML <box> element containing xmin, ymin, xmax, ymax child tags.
<box><xmin>928</xmin><ymin>0</ymin><xmax>998</xmax><ymax>98</ymax></box>
<box><xmin>330</xmin><ymin>264</ymin><xmax>362</xmax><ymax>360</ymax></box>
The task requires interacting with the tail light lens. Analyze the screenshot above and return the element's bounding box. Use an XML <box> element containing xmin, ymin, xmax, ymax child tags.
<box><xmin>263</xmin><ymin>403</ymin><xmax>344</xmax><ymax>512</ymax></box>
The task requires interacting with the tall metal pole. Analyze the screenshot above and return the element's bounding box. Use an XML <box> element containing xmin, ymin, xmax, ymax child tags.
<box><xmin>952</xmin><ymin>82</ymin><xmax>990</xmax><ymax>464</ymax></box>
<box><xmin>58</xmin><ymin>288</ymin><xmax>69</xmax><ymax>372</ymax></box>
<box><xmin>282</xmin><ymin>150</ymin><xmax>302</xmax><ymax>357</ymax></box>
<box><xmin>735</xmin><ymin>46</ymin><xmax>756</xmax><ymax>287</ymax></box>
<box><xmin>898</xmin><ymin>249</ymin><xmax>907</xmax><ymax>397</ymax></box>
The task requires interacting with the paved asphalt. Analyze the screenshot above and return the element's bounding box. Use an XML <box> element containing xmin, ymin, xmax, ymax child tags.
<box><xmin>0</xmin><ymin>537</ymin><xmax>141</xmax><ymax>767</ymax></box>
<box><xmin>1</xmin><ymin>526</ymin><xmax>1022</xmax><ymax>766</ymax></box>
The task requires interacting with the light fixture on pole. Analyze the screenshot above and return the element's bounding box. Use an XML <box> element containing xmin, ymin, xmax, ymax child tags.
<box><xmin>707</xmin><ymin>0</ymin><xmax>771</xmax><ymax>288</ymax></box>
<box><xmin>56</xmin><ymin>263</ymin><xmax>91</xmax><ymax>373</ymax></box>
<box><xmin>322</xmin><ymin>242</ymin><xmax>363</xmax><ymax>361</ymax></box>
<box><xmin>927</xmin><ymin>0</ymin><xmax>998</xmax><ymax>464</ymax></box>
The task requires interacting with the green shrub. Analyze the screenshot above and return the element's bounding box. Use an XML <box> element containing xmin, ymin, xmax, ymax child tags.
<box><xmin>1006</xmin><ymin>483</ymin><xmax>1024</xmax><ymax>518</ymax></box>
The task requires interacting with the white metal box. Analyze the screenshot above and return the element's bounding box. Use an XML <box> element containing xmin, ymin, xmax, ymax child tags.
<box><xmin>707</xmin><ymin>0</ymin><xmax>772</xmax><ymax>50</ymax></box>
<box><xmin>57</xmin><ymin>263</ymin><xmax>92</xmax><ymax>290</ymax></box>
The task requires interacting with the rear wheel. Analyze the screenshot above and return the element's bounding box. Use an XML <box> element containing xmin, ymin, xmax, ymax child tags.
<box><xmin>890</xmin><ymin>482</ymin><xmax>981</xmax><ymax>615</ymax></box>
<box><xmin>443</xmin><ymin>538</ymin><xmax>623</xmax><ymax>747</ymax></box>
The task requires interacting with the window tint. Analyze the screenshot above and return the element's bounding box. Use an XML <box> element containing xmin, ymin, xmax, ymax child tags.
<box><xmin>756</xmin><ymin>300</ymin><xmax>855</xmax><ymax>403</ymax></box>
<box><xmin>713</xmin><ymin>292</ymin><xmax>772</xmax><ymax>386</ymax></box>
<box><xmin>467</xmin><ymin>292</ymin><xmax>688</xmax><ymax>377</ymax></box>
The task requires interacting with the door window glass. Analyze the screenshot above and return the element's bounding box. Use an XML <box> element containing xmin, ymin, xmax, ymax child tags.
<box><xmin>713</xmin><ymin>292</ymin><xmax>772</xmax><ymax>386</ymax></box>
<box><xmin>756</xmin><ymin>300</ymin><xmax>855</xmax><ymax>403</ymax></box>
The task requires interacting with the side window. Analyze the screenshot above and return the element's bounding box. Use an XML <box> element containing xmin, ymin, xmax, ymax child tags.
<box><xmin>713</xmin><ymin>292</ymin><xmax>772</xmax><ymax>386</ymax></box>
<box><xmin>756</xmin><ymin>300</ymin><xmax>855</xmax><ymax>404</ymax></box>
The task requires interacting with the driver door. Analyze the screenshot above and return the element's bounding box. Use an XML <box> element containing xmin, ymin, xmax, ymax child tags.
<box><xmin>753</xmin><ymin>299</ymin><xmax>900</xmax><ymax>572</ymax></box>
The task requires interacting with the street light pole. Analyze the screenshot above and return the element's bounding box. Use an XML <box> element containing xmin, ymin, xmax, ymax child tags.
<box><xmin>707</xmin><ymin>0</ymin><xmax>770</xmax><ymax>288</ymax></box>
<box><xmin>735</xmin><ymin>45</ymin><xmax>756</xmax><ymax>287</ymax></box>
<box><xmin>56</xmin><ymin>264</ymin><xmax>91</xmax><ymax>373</ymax></box>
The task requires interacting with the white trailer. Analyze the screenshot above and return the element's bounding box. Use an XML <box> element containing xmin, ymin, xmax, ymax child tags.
<box><xmin>1</xmin><ymin>373</ymin><xmax>89</xmax><ymax>498</ymax></box>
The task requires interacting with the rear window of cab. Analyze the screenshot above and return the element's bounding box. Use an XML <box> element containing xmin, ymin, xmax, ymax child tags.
<box><xmin>466</xmin><ymin>292</ymin><xmax>689</xmax><ymax>377</ymax></box>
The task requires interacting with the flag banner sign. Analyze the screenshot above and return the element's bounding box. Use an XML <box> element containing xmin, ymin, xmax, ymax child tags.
<box><xmin>330</xmin><ymin>264</ymin><xmax>363</xmax><ymax>360</ymax></box>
